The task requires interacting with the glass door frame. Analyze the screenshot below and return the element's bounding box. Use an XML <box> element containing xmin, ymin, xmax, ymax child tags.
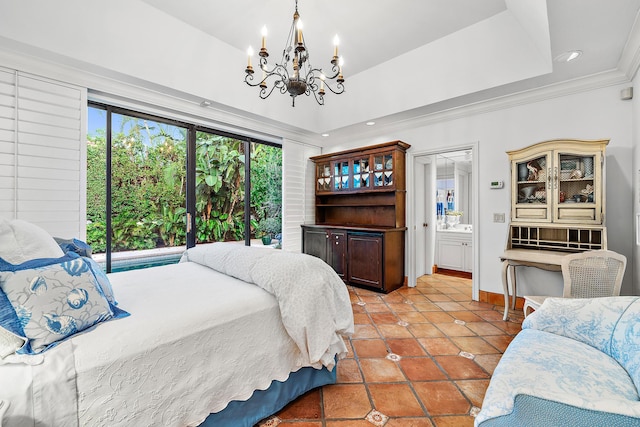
<box><xmin>88</xmin><ymin>102</ymin><xmax>280</xmax><ymax>272</ymax></box>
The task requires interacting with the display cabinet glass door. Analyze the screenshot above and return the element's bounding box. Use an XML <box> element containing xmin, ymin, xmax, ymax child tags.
<box><xmin>352</xmin><ymin>156</ymin><xmax>371</xmax><ymax>190</ymax></box>
<box><xmin>316</xmin><ymin>162</ymin><xmax>332</xmax><ymax>192</ymax></box>
<box><xmin>513</xmin><ymin>152</ymin><xmax>551</xmax><ymax>222</ymax></box>
<box><xmin>554</xmin><ymin>151</ymin><xmax>601</xmax><ymax>223</ymax></box>
<box><xmin>373</xmin><ymin>152</ymin><xmax>394</xmax><ymax>188</ymax></box>
<box><xmin>333</xmin><ymin>160</ymin><xmax>350</xmax><ymax>191</ymax></box>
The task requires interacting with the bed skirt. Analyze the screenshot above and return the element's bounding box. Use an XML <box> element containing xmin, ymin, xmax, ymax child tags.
<box><xmin>200</xmin><ymin>364</ymin><xmax>337</xmax><ymax>427</ymax></box>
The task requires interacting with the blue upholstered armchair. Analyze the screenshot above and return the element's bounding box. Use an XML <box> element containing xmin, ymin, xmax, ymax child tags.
<box><xmin>476</xmin><ymin>296</ymin><xmax>640</xmax><ymax>427</ymax></box>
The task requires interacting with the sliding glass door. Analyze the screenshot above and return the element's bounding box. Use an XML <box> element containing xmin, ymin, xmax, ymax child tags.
<box><xmin>108</xmin><ymin>112</ymin><xmax>187</xmax><ymax>252</ymax></box>
<box><xmin>194</xmin><ymin>131</ymin><xmax>246</xmax><ymax>244</ymax></box>
<box><xmin>87</xmin><ymin>103</ymin><xmax>282</xmax><ymax>272</ymax></box>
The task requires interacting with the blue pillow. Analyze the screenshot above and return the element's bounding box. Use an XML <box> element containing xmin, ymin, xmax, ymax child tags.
<box><xmin>0</xmin><ymin>254</ymin><xmax>128</xmax><ymax>354</ymax></box>
<box><xmin>54</xmin><ymin>237</ymin><xmax>92</xmax><ymax>257</ymax></box>
<box><xmin>82</xmin><ymin>257</ymin><xmax>118</xmax><ymax>306</ymax></box>
<box><xmin>0</xmin><ymin>253</ymin><xmax>119</xmax><ymax>307</ymax></box>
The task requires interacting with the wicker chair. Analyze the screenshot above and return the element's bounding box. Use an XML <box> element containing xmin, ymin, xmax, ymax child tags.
<box><xmin>523</xmin><ymin>250</ymin><xmax>627</xmax><ymax>317</ymax></box>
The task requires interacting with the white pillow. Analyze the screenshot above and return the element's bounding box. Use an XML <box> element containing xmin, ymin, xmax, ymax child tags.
<box><xmin>0</xmin><ymin>218</ymin><xmax>63</xmax><ymax>264</ymax></box>
<box><xmin>0</xmin><ymin>327</ymin><xmax>26</xmax><ymax>359</ymax></box>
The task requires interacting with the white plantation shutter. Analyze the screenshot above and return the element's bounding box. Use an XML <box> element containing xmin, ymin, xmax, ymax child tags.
<box><xmin>0</xmin><ymin>69</ymin><xmax>16</xmax><ymax>220</ymax></box>
<box><xmin>0</xmin><ymin>68</ymin><xmax>86</xmax><ymax>239</ymax></box>
<box><xmin>281</xmin><ymin>139</ymin><xmax>320</xmax><ymax>252</ymax></box>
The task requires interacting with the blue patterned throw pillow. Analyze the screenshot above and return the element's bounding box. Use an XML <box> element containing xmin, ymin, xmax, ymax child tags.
<box><xmin>82</xmin><ymin>256</ymin><xmax>118</xmax><ymax>305</ymax></box>
<box><xmin>0</xmin><ymin>254</ymin><xmax>128</xmax><ymax>354</ymax></box>
<box><xmin>54</xmin><ymin>237</ymin><xmax>92</xmax><ymax>257</ymax></box>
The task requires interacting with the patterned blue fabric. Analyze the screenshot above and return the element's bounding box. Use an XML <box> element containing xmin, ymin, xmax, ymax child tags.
<box><xmin>54</xmin><ymin>237</ymin><xmax>92</xmax><ymax>257</ymax></box>
<box><xmin>523</xmin><ymin>296</ymin><xmax>640</xmax><ymax>391</ymax></box>
<box><xmin>611</xmin><ymin>301</ymin><xmax>640</xmax><ymax>392</ymax></box>
<box><xmin>1</xmin><ymin>253</ymin><xmax>119</xmax><ymax>307</ymax></box>
<box><xmin>0</xmin><ymin>255</ymin><xmax>128</xmax><ymax>354</ymax></box>
<box><xmin>476</xmin><ymin>297</ymin><xmax>640</xmax><ymax>426</ymax></box>
<box><xmin>82</xmin><ymin>256</ymin><xmax>118</xmax><ymax>305</ymax></box>
<box><xmin>523</xmin><ymin>296</ymin><xmax>639</xmax><ymax>355</ymax></box>
<box><xmin>478</xmin><ymin>394</ymin><xmax>640</xmax><ymax>427</ymax></box>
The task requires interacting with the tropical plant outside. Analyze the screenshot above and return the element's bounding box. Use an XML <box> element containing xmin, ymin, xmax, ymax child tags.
<box><xmin>86</xmin><ymin>109</ymin><xmax>282</xmax><ymax>253</ymax></box>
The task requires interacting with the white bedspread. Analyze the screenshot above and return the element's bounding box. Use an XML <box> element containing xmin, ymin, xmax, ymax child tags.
<box><xmin>0</xmin><ymin>256</ymin><xmax>353</xmax><ymax>427</ymax></box>
<box><xmin>180</xmin><ymin>243</ymin><xmax>354</xmax><ymax>368</ymax></box>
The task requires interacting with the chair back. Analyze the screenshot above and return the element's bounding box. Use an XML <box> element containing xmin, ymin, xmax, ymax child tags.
<box><xmin>561</xmin><ymin>250</ymin><xmax>627</xmax><ymax>298</ymax></box>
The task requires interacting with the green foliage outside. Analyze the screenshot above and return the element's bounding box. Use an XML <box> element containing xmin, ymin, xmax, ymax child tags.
<box><xmin>86</xmin><ymin>118</ymin><xmax>282</xmax><ymax>253</ymax></box>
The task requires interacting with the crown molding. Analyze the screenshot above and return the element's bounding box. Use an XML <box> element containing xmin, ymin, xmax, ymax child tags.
<box><xmin>0</xmin><ymin>45</ymin><xmax>323</xmax><ymax>147</ymax></box>
<box><xmin>618</xmin><ymin>10</ymin><xmax>640</xmax><ymax>80</ymax></box>
<box><xmin>0</xmin><ymin>40</ymin><xmax>632</xmax><ymax>150</ymax></box>
<box><xmin>325</xmin><ymin>69</ymin><xmax>631</xmax><ymax>146</ymax></box>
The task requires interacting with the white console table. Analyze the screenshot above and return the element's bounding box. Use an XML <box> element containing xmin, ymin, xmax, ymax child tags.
<box><xmin>499</xmin><ymin>249</ymin><xmax>568</xmax><ymax>321</ymax></box>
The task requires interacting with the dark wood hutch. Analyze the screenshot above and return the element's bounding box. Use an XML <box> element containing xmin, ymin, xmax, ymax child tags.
<box><xmin>301</xmin><ymin>140</ymin><xmax>410</xmax><ymax>293</ymax></box>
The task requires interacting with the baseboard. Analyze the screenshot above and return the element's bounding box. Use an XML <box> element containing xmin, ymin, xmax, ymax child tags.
<box><xmin>434</xmin><ymin>267</ymin><xmax>472</xmax><ymax>280</ymax></box>
<box><xmin>479</xmin><ymin>290</ymin><xmax>525</xmax><ymax>309</ymax></box>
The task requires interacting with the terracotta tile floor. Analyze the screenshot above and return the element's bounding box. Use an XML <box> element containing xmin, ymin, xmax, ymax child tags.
<box><xmin>257</xmin><ymin>273</ymin><xmax>524</xmax><ymax>427</ymax></box>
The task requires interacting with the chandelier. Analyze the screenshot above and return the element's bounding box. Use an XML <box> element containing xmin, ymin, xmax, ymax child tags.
<box><xmin>244</xmin><ymin>0</ymin><xmax>344</xmax><ymax>107</ymax></box>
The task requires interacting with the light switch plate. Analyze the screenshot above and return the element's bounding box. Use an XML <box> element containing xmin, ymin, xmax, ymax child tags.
<box><xmin>493</xmin><ymin>213</ymin><xmax>505</xmax><ymax>223</ymax></box>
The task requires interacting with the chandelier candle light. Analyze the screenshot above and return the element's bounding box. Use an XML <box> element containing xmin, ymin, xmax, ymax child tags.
<box><xmin>244</xmin><ymin>0</ymin><xmax>345</xmax><ymax>106</ymax></box>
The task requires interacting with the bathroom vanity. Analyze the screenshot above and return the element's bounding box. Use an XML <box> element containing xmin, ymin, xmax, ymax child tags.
<box><xmin>435</xmin><ymin>225</ymin><xmax>473</xmax><ymax>273</ymax></box>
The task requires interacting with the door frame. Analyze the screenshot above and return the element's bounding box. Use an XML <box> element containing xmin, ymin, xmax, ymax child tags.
<box><xmin>407</xmin><ymin>141</ymin><xmax>479</xmax><ymax>301</ymax></box>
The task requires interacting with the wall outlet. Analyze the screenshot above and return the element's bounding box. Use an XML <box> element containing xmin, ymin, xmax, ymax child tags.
<box><xmin>493</xmin><ymin>213</ymin><xmax>505</xmax><ymax>223</ymax></box>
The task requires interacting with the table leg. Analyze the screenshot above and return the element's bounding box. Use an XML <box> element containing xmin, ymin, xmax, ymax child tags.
<box><xmin>501</xmin><ymin>260</ymin><xmax>510</xmax><ymax>321</ymax></box>
<box><xmin>510</xmin><ymin>265</ymin><xmax>517</xmax><ymax>310</ymax></box>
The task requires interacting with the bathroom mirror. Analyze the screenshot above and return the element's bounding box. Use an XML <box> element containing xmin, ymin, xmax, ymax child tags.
<box><xmin>436</xmin><ymin>151</ymin><xmax>472</xmax><ymax>226</ymax></box>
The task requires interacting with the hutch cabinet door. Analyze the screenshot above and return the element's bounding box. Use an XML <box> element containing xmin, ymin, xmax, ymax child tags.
<box><xmin>333</xmin><ymin>160</ymin><xmax>351</xmax><ymax>191</ymax></box>
<box><xmin>511</xmin><ymin>150</ymin><xmax>552</xmax><ymax>222</ymax></box>
<box><xmin>327</xmin><ymin>230</ymin><xmax>347</xmax><ymax>280</ymax></box>
<box><xmin>347</xmin><ymin>233</ymin><xmax>383</xmax><ymax>289</ymax></box>
<box><xmin>303</xmin><ymin>228</ymin><xmax>328</xmax><ymax>262</ymax></box>
<box><xmin>553</xmin><ymin>150</ymin><xmax>603</xmax><ymax>224</ymax></box>
<box><xmin>315</xmin><ymin>161</ymin><xmax>332</xmax><ymax>193</ymax></box>
<box><xmin>372</xmin><ymin>151</ymin><xmax>395</xmax><ymax>190</ymax></box>
<box><xmin>352</xmin><ymin>155</ymin><xmax>371</xmax><ymax>190</ymax></box>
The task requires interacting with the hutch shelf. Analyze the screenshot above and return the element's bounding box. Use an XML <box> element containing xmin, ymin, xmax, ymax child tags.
<box><xmin>302</xmin><ymin>140</ymin><xmax>410</xmax><ymax>293</ymax></box>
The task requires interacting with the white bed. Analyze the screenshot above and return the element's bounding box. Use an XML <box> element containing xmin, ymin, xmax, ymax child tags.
<box><xmin>0</xmin><ymin>224</ymin><xmax>354</xmax><ymax>427</ymax></box>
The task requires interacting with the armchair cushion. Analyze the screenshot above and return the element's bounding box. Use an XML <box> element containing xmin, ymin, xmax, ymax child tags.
<box><xmin>522</xmin><ymin>296</ymin><xmax>639</xmax><ymax>357</ymax></box>
<box><xmin>611</xmin><ymin>301</ymin><xmax>640</xmax><ymax>392</ymax></box>
<box><xmin>477</xmin><ymin>296</ymin><xmax>640</xmax><ymax>426</ymax></box>
<box><xmin>475</xmin><ymin>328</ymin><xmax>640</xmax><ymax>426</ymax></box>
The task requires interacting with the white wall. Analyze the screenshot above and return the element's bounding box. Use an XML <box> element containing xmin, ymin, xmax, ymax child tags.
<box><xmin>325</xmin><ymin>84</ymin><xmax>635</xmax><ymax>296</ymax></box>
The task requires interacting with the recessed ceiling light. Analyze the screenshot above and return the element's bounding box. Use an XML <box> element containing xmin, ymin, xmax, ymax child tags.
<box><xmin>321</xmin><ymin>133</ymin><xmax>329</xmax><ymax>137</ymax></box>
<box><xmin>554</xmin><ymin>50</ymin><xmax>582</xmax><ymax>63</ymax></box>
<box><xmin>366</xmin><ymin>121</ymin><xmax>376</xmax><ymax>126</ymax></box>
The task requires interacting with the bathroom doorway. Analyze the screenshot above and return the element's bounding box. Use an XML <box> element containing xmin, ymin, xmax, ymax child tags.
<box><xmin>407</xmin><ymin>143</ymin><xmax>479</xmax><ymax>300</ymax></box>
